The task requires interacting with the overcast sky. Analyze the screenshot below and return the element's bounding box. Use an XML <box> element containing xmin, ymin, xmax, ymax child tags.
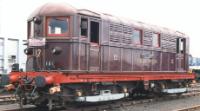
<box><xmin>0</xmin><ymin>0</ymin><xmax>200</xmax><ymax>57</ymax></box>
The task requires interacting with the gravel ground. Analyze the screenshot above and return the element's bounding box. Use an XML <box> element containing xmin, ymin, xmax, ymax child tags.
<box><xmin>0</xmin><ymin>104</ymin><xmax>35</xmax><ymax>111</ymax></box>
<box><xmin>109</xmin><ymin>95</ymin><xmax>200</xmax><ymax>111</ymax></box>
<box><xmin>0</xmin><ymin>104</ymin><xmax>19</xmax><ymax>110</ymax></box>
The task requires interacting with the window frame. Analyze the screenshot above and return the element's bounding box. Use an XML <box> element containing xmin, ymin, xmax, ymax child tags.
<box><xmin>28</xmin><ymin>20</ymin><xmax>34</xmax><ymax>39</ymax></box>
<box><xmin>89</xmin><ymin>20</ymin><xmax>100</xmax><ymax>44</ymax></box>
<box><xmin>132</xmin><ymin>29</ymin><xmax>143</xmax><ymax>45</ymax></box>
<box><xmin>80</xmin><ymin>17</ymin><xmax>88</xmax><ymax>38</ymax></box>
<box><xmin>152</xmin><ymin>32</ymin><xmax>161</xmax><ymax>48</ymax></box>
<box><xmin>46</xmin><ymin>16</ymin><xmax>70</xmax><ymax>37</ymax></box>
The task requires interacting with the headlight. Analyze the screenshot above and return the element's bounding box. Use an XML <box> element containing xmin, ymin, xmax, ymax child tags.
<box><xmin>33</xmin><ymin>16</ymin><xmax>41</xmax><ymax>25</ymax></box>
<box><xmin>24</xmin><ymin>48</ymin><xmax>33</xmax><ymax>55</ymax></box>
<box><xmin>51</xmin><ymin>46</ymin><xmax>62</xmax><ymax>55</ymax></box>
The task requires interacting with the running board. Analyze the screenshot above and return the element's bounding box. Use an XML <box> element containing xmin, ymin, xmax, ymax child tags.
<box><xmin>76</xmin><ymin>90</ymin><xmax>129</xmax><ymax>102</ymax></box>
<box><xmin>162</xmin><ymin>88</ymin><xmax>187</xmax><ymax>94</ymax></box>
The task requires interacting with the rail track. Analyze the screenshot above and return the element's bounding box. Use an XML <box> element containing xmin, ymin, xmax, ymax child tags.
<box><xmin>0</xmin><ymin>94</ymin><xmax>16</xmax><ymax>105</ymax></box>
<box><xmin>62</xmin><ymin>92</ymin><xmax>200</xmax><ymax>111</ymax></box>
<box><xmin>2</xmin><ymin>83</ymin><xmax>200</xmax><ymax>111</ymax></box>
<box><xmin>174</xmin><ymin>105</ymin><xmax>200</xmax><ymax>111</ymax></box>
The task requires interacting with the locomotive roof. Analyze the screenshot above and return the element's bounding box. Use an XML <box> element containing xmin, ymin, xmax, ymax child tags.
<box><xmin>29</xmin><ymin>3</ymin><xmax>187</xmax><ymax>38</ymax></box>
<box><xmin>28</xmin><ymin>3</ymin><xmax>77</xmax><ymax>19</ymax></box>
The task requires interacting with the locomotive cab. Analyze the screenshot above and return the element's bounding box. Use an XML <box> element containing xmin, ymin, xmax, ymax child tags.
<box><xmin>26</xmin><ymin>3</ymin><xmax>101</xmax><ymax>72</ymax></box>
<box><xmin>26</xmin><ymin>3</ymin><xmax>81</xmax><ymax>71</ymax></box>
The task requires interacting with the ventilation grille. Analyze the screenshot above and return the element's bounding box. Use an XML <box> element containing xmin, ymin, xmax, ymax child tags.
<box><xmin>143</xmin><ymin>30</ymin><xmax>152</xmax><ymax>46</ymax></box>
<box><xmin>161</xmin><ymin>34</ymin><xmax>177</xmax><ymax>52</ymax></box>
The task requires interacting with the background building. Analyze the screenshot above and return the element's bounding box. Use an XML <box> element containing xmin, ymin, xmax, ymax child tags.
<box><xmin>191</xmin><ymin>57</ymin><xmax>200</xmax><ymax>66</ymax></box>
<box><xmin>0</xmin><ymin>38</ymin><xmax>26</xmax><ymax>74</ymax></box>
<box><xmin>0</xmin><ymin>0</ymin><xmax>26</xmax><ymax>74</ymax></box>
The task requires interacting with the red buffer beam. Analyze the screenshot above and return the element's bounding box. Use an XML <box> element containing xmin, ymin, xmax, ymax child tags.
<box><xmin>8</xmin><ymin>71</ymin><xmax>195</xmax><ymax>85</ymax></box>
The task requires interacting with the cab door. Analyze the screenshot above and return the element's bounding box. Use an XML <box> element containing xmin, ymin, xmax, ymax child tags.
<box><xmin>176</xmin><ymin>38</ymin><xmax>186</xmax><ymax>71</ymax></box>
<box><xmin>89</xmin><ymin>19</ymin><xmax>100</xmax><ymax>71</ymax></box>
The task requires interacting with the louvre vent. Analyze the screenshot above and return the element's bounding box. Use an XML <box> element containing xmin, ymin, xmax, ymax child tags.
<box><xmin>161</xmin><ymin>34</ymin><xmax>177</xmax><ymax>52</ymax></box>
<box><xmin>162</xmin><ymin>34</ymin><xmax>177</xmax><ymax>42</ymax></box>
<box><xmin>122</xmin><ymin>25</ymin><xmax>132</xmax><ymax>44</ymax></box>
<box><xmin>122</xmin><ymin>34</ymin><xmax>132</xmax><ymax>44</ymax></box>
<box><xmin>109</xmin><ymin>24</ymin><xmax>123</xmax><ymax>43</ymax></box>
<box><xmin>110</xmin><ymin>31</ymin><xmax>121</xmax><ymax>42</ymax></box>
<box><xmin>143</xmin><ymin>30</ymin><xmax>152</xmax><ymax>46</ymax></box>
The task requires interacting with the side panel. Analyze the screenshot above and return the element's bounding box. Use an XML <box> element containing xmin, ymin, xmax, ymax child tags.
<box><xmin>101</xmin><ymin>45</ymin><xmax>109</xmax><ymax>71</ymax></box>
<box><xmin>143</xmin><ymin>50</ymin><xmax>152</xmax><ymax>71</ymax></box>
<box><xmin>79</xmin><ymin>43</ymin><xmax>88</xmax><ymax>70</ymax></box>
<box><xmin>45</xmin><ymin>41</ymin><xmax>71</xmax><ymax>70</ymax></box>
<box><xmin>152</xmin><ymin>51</ymin><xmax>161</xmax><ymax>71</ymax></box>
<box><xmin>109</xmin><ymin>47</ymin><xmax>121</xmax><ymax>71</ymax></box>
<box><xmin>185</xmin><ymin>54</ymin><xmax>189</xmax><ymax>71</ymax></box>
<box><xmin>35</xmin><ymin>14</ymin><xmax>189</xmax><ymax>73</ymax></box>
<box><xmin>71</xmin><ymin>43</ymin><xmax>79</xmax><ymax>70</ymax></box>
<box><xmin>162</xmin><ymin>52</ymin><xmax>169</xmax><ymax>71</ymax></box>
<box><xmin>169</xmin><ymin>53</ymin><xmax>176</xmax><ymax>71</ymax></box>
<box><xmin>89</xmin><ymin>45</ymin><xmax>99</xmax><ymax>71</ymax></box>
<box><xmin>122</xmin><ymin>48</ymin><xmax>132</xmax><ymax>71</ymax></box>
<box><xmin>132</xmin><ymin>49</ymin><xmax>143</xmax><ymax>71</ymax></box>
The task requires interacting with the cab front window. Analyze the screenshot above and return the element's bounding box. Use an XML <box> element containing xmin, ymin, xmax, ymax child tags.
<box><xmin>47</xmin><ymin>17</ymin><xmax>69</xmax><ymax>37</ymax></box>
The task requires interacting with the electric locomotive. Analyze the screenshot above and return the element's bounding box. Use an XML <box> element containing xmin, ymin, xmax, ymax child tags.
<box><xmin>0</xmin><ymin>3</ymin><xmax>195</xmax><ymax>110</ymax></box>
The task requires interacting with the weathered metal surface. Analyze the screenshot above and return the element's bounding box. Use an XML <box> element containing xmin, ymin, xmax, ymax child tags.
<box><xmin>26</xmin><ymin>39</ymin><xmax>188</xmax><ymax>73</ymax></box>
<box><xmin>8</xmin><ymin>71</ymin><xmax>195</xmax><ymax>84</ymax></box>
<box><xmin>29</xmin><ymin>3</ymin><xmax>187</xmax><ymax>37</ymax></box>
<box><xmin>26</xmin><ymin>3</ymin><xmax>190</xmax><ymax>73</ymax></box>
<box><xmin>28</xmin><ymin>3</ymin><xmax>77</xmax><ymax>20</ymax></box>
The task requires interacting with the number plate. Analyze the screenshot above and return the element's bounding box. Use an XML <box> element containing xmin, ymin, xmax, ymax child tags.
<box><xmin>28</xmin><ymin>38</ymin><xmax>46</xmax><ymax>46</ymax></box>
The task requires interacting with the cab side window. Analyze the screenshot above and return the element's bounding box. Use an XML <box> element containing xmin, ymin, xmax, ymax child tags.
<box><xmin>81</xmin><ymin>18</ymin><xmax>88</xmax><ymax>37</ymax></box>
<box><xmin>152</xmin><ymin>33</ymin><xmax>160</xmax><ymax>47</ymax></box>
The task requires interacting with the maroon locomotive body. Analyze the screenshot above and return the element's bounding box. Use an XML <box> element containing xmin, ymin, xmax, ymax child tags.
<box><xmin>0</xmin><ymin>3</ymin><xmax>194</xmax><ymax>110</ymax></box>
<box><xmin>27</xmin><ymin>3</ymin><xmax>187</xmax><ymax>73</ymax></box>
